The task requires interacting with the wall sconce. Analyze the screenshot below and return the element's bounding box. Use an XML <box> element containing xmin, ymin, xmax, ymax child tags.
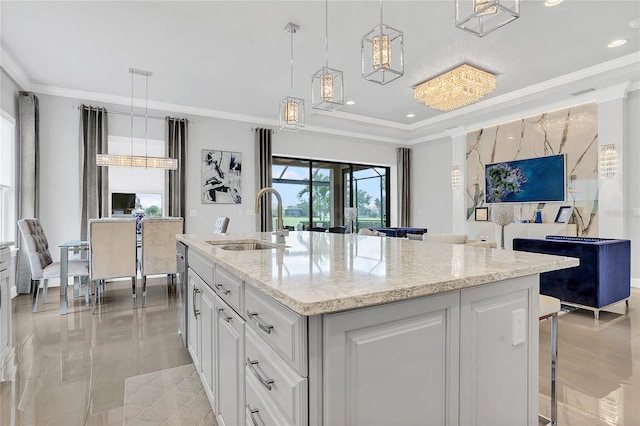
<box><xmin>599</xmin><ymin>144</ymin><xmax>618</xmax><ymax>178</ymax></box>
<box><xmin>451</xmin><ymin>166</ymin><xmax>463</xmax><ymax>189</ymax></box>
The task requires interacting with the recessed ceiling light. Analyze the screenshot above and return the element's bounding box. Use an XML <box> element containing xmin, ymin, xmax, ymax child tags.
<box><xmin>607</xmin><ymin>39</ymin><xmax>627</xmax><ymax>48</ymax></box>
<box><xmin>544</xmin><ymin>0</ymin><xmax>563</xmax><ymax>7</ymax></box>
<box><xmin>406</xmin><ymin>113</ymin><xmax>415</xmax><ymax>118</ymax></box>
<box><xmin>629</xmin><ymin>18</ymin><xmax>640</xmax><ymax>29</ymax></box>
<box><xmin>345</xmin><ymin>100</ymin><xmax>356</xmax><ymax>106</ymax></box>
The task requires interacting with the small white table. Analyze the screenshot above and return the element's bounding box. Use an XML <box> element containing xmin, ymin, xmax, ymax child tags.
<box><xmin>59</xmin><ymin>240</ymin><xmax>89</xmax><ymax>315</ymax></box>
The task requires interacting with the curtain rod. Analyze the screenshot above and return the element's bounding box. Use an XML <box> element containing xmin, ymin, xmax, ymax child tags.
<box><xmin>75</xmin><ymin>105</ymin><xmax>166</xmax><ymax>121</ymax></box>
<box><xmin>251</xmin><ymin>127</ymin><xmax>277</xmax><ymax>134</ymax></box>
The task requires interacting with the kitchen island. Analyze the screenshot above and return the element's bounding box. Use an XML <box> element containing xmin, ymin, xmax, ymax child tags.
<box><xmin>178</xmin><ymin>231</ymin><xmax>578</xmax><ymax>426</ymax></box>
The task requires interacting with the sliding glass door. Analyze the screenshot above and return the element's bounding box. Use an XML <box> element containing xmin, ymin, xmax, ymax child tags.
<box><xmin>272</xmin><ymin>157</ymin><xmax>389</xmax><ymax>232</ymax></box>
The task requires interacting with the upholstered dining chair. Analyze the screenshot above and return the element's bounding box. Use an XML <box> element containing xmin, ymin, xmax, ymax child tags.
<box><xmin>18</xmin><ymin>218</ymin><xmax>89</xmax><ymax>313</ymax></box>
<box><xmin>89</xmin><ymin>218</ymin><xmax>138</xmax><ymax>311</ymax></box>
<box><xmin>140</xmin><ymin>217</ymin><xmax>184</xmax><ymax>307</ymax></box>
<box><xmin>213</xmin><ymin>216</ymin><xmax>229</xmax><ymax>233</ymax></box>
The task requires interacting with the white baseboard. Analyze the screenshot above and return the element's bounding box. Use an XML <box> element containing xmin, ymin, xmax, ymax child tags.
<box><xmin>632</xmin><ymin>278</ymin><xmax>640</xmax><ymax>289</ymax></box>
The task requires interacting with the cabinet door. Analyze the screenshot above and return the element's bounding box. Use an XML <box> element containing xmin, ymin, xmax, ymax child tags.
<box><xmin>459</xmin><ymin>275</ymin><xmax>538</xmax><ymax>426</ymax></box>
<box><xmin>200</xmin><ymin>282</ymin><xmax>216</xmax><ymax>406</ymax></box>
<box><xmin>187</xmin><ymin>269</ymin><xmax>202</xmax><ymax>369</ymax></box>
<box><xmin>323</xmin><ymin>291</ymin><xmax>460</xmax><ymax>426</ymax></box>
<box><xmin>216</xmin><ymin>295</ymin><xmax>245</xmax><ymax>426</ymax></box>
<box><xmin>0</xmin><ymin>270</ymin><xmax>10</xmax><ymax>361</ymax></box>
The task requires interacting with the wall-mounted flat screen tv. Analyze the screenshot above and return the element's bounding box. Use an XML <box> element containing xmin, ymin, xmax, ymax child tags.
<box><xmin>485</xmin><ymin>154</ymin><xmax>566</xmax><ymax>203</ymax></box>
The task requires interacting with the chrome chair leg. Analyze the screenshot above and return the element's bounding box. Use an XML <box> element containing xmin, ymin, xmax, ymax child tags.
<box><xmin>550</xmin><ymin>312</ymin><xmax>558</xmax><ymax>426</ymax></box>
<box><xmin>42</xmin><ymin>278</ymin><xmax>49</xmax><ymax>304</ymax></box>
<box><xmin>132</xmin><ymin>277</ymin><xmax>137</xmax><ymax>308</ymax></box>
<box><xmin>31</xmin><ymin>279</ymin><xmax>40</xmax><ymax>313</ymax></box>
<box><xmin>142</xmin><ymin>275</ymin><xmax>147</xmax><ymax>308</ymax></box>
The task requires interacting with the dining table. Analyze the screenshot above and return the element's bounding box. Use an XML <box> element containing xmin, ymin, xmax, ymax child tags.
<box><xmin>58</xmin><ymin>240</ymin><xmax>89</xmax><ymax>315</ymax></box>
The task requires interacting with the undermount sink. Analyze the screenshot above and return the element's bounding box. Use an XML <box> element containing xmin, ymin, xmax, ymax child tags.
<box><xmin>206</xmin><ymin>240</ymin><xmax>277</xmax><ymax>251</ymax></box>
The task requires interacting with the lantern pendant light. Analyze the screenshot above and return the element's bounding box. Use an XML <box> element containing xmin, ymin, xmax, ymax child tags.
<box><xmin>279</xmin><ymin>23</ymin><xmax>305</xmax><ymax>132</ymax></box>
<box><xmin>312</xmin><ymin>0</ymin><xmax>344</xmax><ymax>111</ymax></box>
<box><xmin>361</xmin><ymin>0</ymin><xmax>404</xmax><ymax>85</ymax></box>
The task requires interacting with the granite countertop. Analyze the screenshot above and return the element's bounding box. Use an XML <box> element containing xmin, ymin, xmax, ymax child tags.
<box><xmin>178</xmin><ymin>231</ymin><xmax>579</xmax><ymax>316</ymax></box>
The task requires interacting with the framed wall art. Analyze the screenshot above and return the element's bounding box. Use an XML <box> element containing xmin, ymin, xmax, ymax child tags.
<box><xmin>201</xmin><ymin>149</ymin><xmax>242</xmax><ymax>204</ymax></box>
<box><xmin>474</xmin><ymin>206</ymin><xmax>489</xmax><ymax>221</ymax></box>
<box><xmin>554</xmin><ymin>206</ymin><xmax>573</xmax><ymax>224</ymax></box>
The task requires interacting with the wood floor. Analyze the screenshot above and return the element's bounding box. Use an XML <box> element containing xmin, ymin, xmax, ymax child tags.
<box><xmin>1</xmin><ymin>281</ymin><xmax>639</xmax><ymax>425</ymax></box>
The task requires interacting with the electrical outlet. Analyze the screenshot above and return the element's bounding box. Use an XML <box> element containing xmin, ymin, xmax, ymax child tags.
<box><xmin>512</xmin><ymin>309</ymin><xmax>526</xmax><ymax>346</ymax></box>
<box><xmin>190</xmin><ymin>210</ymin><xmax>197</xmax><ymax>217</ymax></box>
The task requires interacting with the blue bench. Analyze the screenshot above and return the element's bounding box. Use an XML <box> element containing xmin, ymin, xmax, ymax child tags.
<box><xmin>513</xmin><ymin>235</ymin><xmax>631</xmax><ymax>319</ymax></box>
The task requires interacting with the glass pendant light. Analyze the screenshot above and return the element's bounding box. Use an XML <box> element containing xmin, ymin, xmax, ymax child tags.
<box><xmin>312</xmin><ymin>0</ymin><xmax>344</xmax><ymax>111</ymax></box>
<box><xmin>279</xmin><ymin>23</ymin><xmax>305</xmax><ymax>132</ymax></box>
<box><xmin>361</xmin><ymin>0</ymin><xmax>404</xmax><ymax>85</ymax></box>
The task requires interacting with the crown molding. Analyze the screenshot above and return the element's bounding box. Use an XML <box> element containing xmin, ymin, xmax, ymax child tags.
<box><xmin>0</xmin><ymin>52</ymin><xmax>32</xmax><ymax>91</ymax></box>
<box><xmin>9</xmin><ymin>48</ymin><xmax>639</xmax><ymax>144</ymax></box>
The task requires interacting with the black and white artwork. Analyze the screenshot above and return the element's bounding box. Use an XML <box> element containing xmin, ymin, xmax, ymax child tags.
<box><xmin>201</xmin><ymin>149</ymin><xmax>242</xmax><ymax>204</ymax></box>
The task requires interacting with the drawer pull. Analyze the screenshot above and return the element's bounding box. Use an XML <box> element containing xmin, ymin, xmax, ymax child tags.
<box><xmin>247</xmin><ymin>405</ymin><xmax>260</xmax><ymax>426</ymax></box>
<box><xmin>192</xmin><ymin>287</ymin><xmax>201</xmax><ymax>317</ymax></box>
<box><xmin>247</xmin><ymin>311</ymin><xmax>274</xmax><ymax>334</ymax></box>
<box><xmin>247</xmin><ymin>358</ymin><xmax>274</xmax><ymax>390</ymax></box>
<box><xmin>215</xmin><ymin>283</ymin><xmax>231</xmax><ymax>295</ymax></box>
<box><xmin>217</xmin><ymin>307</ymin><xmax>232</xmax><ymax>322</ymax></box>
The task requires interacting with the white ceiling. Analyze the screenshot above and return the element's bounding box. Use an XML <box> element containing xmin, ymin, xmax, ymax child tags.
<box><xmin>1</xmin><ymin>0</ymin><xmax>639</xmax><ymax>143</ymax></box>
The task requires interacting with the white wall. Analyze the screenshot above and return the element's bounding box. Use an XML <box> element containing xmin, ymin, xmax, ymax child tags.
<box><xmin>624</xmin><ymin>90</ymin><xmax>640</xmax><ymax>285</ymax></box>
<box><xmin>411</xmin><ymin>136</ymin><xmax>452</xmax><ymax>233</ymax></box>
<box><xmin>35</xmin><ymin>93</ymin><xmax>400</xmax><ymax>262</ymax></box>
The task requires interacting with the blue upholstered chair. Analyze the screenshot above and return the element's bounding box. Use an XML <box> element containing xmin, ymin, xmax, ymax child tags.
<box><xmin>513</xmin><ymin>236</ymin><xmax>631</xmax><ymax>319</ymax></box>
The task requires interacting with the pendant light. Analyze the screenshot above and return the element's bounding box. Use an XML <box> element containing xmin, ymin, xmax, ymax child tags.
<box><xmin>312</xmin><ymin>0</ymin><xmax>344</xmax><ymax>111</ymax></box>
<box><xmin>361</xmin><ymin>0</ymin><xmax>404</xmax><ymax>85</ymax></box>
<box><xmin>455</xmin><ymin>0</ymin><xmax>520</xmax><ymax>37</ymax></box>
<box><xmin>279</xmin><ymin>23</ymin><xmax>305</xmax><ymax>132</ymax></box>
<box><xmin>96</xmin><ymin>68</ymin><xmax>178</xmax><ymax>170</ymax></box>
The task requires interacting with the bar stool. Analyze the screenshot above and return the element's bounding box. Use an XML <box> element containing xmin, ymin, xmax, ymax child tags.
<box><xmin>539</xmin><ymin>294</ymin><xmax>560</xmax><ymax>426</ymax></box>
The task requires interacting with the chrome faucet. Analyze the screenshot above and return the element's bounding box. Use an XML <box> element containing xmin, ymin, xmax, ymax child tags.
<box><xmin>255</xmin><ymin>187</ymin><xmax>288</xmax><ymax>244</ymax></box>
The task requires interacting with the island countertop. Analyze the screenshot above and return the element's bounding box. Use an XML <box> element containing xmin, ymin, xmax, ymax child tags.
<box><xmin>178</xmin><ymin>231</ymin><xmax>579</xmax><ymax>316</ymax></box>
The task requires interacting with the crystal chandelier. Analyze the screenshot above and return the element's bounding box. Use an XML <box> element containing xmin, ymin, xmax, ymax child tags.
<box><xmin>455</xmin><ymin>0</ymin><xmax>520</xmax><ymax>37</ymax></box>
<box><xmin>414</xmin><ymin>64</ymin><xmax>496</xmax><ymax>112</ymax></box>
<box><xmin>279</xmin><ymin>23</ymin><xmax>305</xmax><ymax>132</ymax></box>
<box><xmin>96</xmin><ymin>68</ymin><xmax>178</xmax><ymax>170</ymax></box>
<box><xmin>312</xmin><ymin>0</ymin><xmax>344</xmax><ymax>111</ymax></box>
<box><xmin>361</xmin><ymin>0</ymin><xmax>404</xmax><ymax>85</ymax></box>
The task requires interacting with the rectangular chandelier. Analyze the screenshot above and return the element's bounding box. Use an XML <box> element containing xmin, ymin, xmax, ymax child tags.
<box><xmin>414</xmin><ymin>64</ymin><xmax>496</xmax><ymax>112</ymax></box>
<box><xmin>96</xmin><ymin>154</ymin><xmax>178</xmax><ymax>170</ymax></box>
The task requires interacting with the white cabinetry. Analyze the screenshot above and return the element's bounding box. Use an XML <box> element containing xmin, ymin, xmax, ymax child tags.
<box><xmin>323</xmin><ymin>290</ymin><xmax>460</xmax><ymax>426</ymax></box>
<box><xmin>0</xmin><ymin>245</ymin><xmax>11</xmax><ymax>365</ymax></box>
<box><xmin>187</xmin><ymin>250</ymin><xmax>217</xmax><ymax>407</ymax></box>
<box><xmin>459</xmin><ymin>276</ymin><xmax>538</xmax><ymax>425</ymax></box>
<box><xmin>215</xmin><ymin>294</ymin><xmax>245</xmax><ymax>426</ymax></box>
<box><xmin>183</xmin><ymin>245</ymin><xmax>539</xmax><ymax>426</ymax></box>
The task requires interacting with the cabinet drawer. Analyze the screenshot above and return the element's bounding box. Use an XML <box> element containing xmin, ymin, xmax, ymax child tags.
<box><xmin>214</xmin><ymin>265</ymin><xmax>243</xmax><ymax>314</ymax></box>
<box><xmin>245</xmin><ymin>285</ymin><xmax>307</xmax><ymax>376</ymax></box>
<box><xmin>0</xmin><ymin>248</ymin><xmax>9</xmax><ymax>273</ymax></box>
<box><xmin>189</xmin><ymin>250</ymin><xmax>214</xmax><ymax>286</ymax></box>
<box><xmin>245</xmin><ymin>329</ymin><xmax>307</xmax><ymax>426</ymax></box>
<box><xmin>245</xmin><ymin>372</ymin><xmax>289</xmax><ymax>426</ymax></box>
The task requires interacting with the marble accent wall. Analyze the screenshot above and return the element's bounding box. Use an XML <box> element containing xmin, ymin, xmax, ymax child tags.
<box><xmin>466</xmin><ymin>102</ymin><xmax>599</xmax><ymax>236</ymax></box>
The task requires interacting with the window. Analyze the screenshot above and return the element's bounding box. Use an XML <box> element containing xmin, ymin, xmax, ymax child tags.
<box><xmin>0</xmin><ymin>112</ymin><xmax>16</xmax><ymax>243</ymax></box>
<box><xmin>107</xmin><ymin>136</ymin><xmax>165</xmax><ymax>217</ymax></box>
<box><xmin>272</xmin><ymin>157</ymin><xmax>390</xmax><ymax>231</ymax></box>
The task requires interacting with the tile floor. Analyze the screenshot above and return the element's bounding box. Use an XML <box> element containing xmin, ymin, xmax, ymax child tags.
<box><xmin>1</xmin><ymin>281</ymin><xmax>639</xmax><ymax>425</ymax></box>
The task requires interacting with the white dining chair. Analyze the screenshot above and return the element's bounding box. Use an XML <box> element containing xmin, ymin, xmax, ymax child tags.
<box><xmin>140</xmin><ymin>217</ymin><xmax>184</xmax><ymax>307</ymax></box>
<box><xmin>18</xmin><ymin>218</ymin><xmax>89</xmax><ymax>312</ymax></box>
<box><xmin>213</xmin><ymin>216</ymin><xmax>229</xmax><ymax>233</ymax></box>
<box><xmin>89</xmin><ymin>218</ymin><xmax>138</xmax><ymax>312</ymax></box>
